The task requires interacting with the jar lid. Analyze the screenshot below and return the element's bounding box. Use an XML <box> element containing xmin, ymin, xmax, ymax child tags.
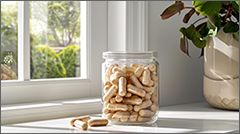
<box><xmin>102</xmin><ymin>51</ymin><xmax>157</xmax><ymax>59</ymax></box>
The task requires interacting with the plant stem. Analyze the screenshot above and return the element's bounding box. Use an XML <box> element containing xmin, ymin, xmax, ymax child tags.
<box><xmin>185</xmin><ymin>7</ymin><xmax>194</xmax><ymax>9</ymax></box>
<box><xmin>193</xmin><ymin>16</ymin><xmax>207</xmax><ymax>25</ymax></box>
<box><xmin>223</xmin><ymin>6</ymin><xmax>233</xmax><ymax>22</ymax></box>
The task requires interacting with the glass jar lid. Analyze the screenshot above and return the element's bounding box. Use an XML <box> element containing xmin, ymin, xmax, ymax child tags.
<box><xmin>102</xmin><ymin>51</ymin><xmax>157</xmax><ymax>59</ymax></box>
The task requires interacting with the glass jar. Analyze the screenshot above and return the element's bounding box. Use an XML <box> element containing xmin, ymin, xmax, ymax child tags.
<box><xmin>101</xmin><ymin>51</ymin><xmax>159</xmax><ymax>125</ymax></box>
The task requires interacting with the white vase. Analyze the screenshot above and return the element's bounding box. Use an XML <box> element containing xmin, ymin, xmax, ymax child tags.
<box><xmin>204</xmin><ymin>28</ymin><xmax>239</xmax><ymax>110</ymax></box>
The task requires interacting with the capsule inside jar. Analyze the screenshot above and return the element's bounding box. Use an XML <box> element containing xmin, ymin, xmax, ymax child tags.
<box><xmin>102</xmin><ymin>52</ymin><xmax>159</xmax><ymax>125</ymax></box>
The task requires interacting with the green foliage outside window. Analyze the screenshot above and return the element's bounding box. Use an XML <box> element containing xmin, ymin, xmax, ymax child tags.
<box><xmin>1</xmin><ymin>2</ymin><xmax>18</xmax><ymax>76</ymax></box>
<box><xmin>58</xmin><ymin>45</ymin><xmax>81</xmax><ymax>77</ymax></box>
<box><xmin>30</xmin><ymin>45</ymin><xmax>67</xmax><ymax>79</ymax></box>
<box><xmin>1</xmin><ymin>1</ymin><xmax>81</xmax><ymax>79</ymax></box>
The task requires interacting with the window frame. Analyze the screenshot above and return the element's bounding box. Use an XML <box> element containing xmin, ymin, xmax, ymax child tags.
<box><xmin>1</xmin><ymin>1</ymin><xmax>108</xmax><ymax>105</ymax></box>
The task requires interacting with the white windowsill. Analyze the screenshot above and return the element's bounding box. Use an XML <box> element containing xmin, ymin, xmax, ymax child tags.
<box><xmin>1</xmin><ymin>102</ymin><xmax>239</xmax><ymax>133</ymax></box>
<box><xmin>1</xmin><ymin>98</ymin><xmax>102</xmax><ymax>125</ymax></box>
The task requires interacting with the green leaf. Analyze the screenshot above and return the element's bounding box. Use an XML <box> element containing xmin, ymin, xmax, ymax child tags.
<box><xmin>232</xmin><ymin>32</ymin><xmax>239</xmax><ymax>42</ymax></box>
<box><xmin>198</xmin><ymin>19</ymin><xmax>219</xmax><ymax>38</ymax></box>
<box><xmin>232</xmin><ymin>1</ymin><xmax>239</xmax><ymax>10</ymax></box>
<box><xmin>206</xmin><ymin>20</ymin><xmax>218</xmax><ymax>37</ymax></box>
<box><xmin>208</xmin><ymin>14</ymin><xmax>221</xmax><ymax>30</ymax></box>
<box><xmin>199</xmin><ymin>23</ymin><xmax>209</xmax><ymax>37</ymax></box>
<box><xmin>180</xmin><ymin>35</ymin><xmax>190</xmax><ymax>57</ymax></box>
<box><xmin>193</xmin><ymin>1</ymin><xmax>223</xmax><ymax>16</ymax></box>
<box><xmin>232</xmin><ymin>10</ymin><xmax>239</xmax><ymax>21</ymax></box>
<box><xmin>196</xmin><ymin>22</ymin><xmax>207</xmax><ymax>32</ymax></box>
<box><xmin>160</xmin><ymin>2</ymin><xmax>185</xmax><ymax>20</ymax></box>
<box><xmin>179</xmin><ymin>24</ymin><xmax>207</xmax><ymax>48</ymax></box>
<box><xmin>223</xmin><ymin>21</ymin><xmax>239</xmax><ymax>33</ymax></box>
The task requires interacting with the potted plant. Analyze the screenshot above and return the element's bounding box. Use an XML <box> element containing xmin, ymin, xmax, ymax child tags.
<box><xmin>160</xmin><ymin>1</ymin><xmax>239</xmax><ymax>110</ymax></box>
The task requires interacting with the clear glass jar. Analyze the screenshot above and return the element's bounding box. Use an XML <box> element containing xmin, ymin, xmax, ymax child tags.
<box><xmin>101</xmin><ymin>51</ymin><xmax>159</xmax><ymax>125</ymax></box>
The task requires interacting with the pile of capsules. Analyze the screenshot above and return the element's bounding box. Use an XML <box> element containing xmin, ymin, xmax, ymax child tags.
<box><xmin>102</xmin><ymin>63</ymin><xmax>158</xmax><ymax>123</ymax></box>
<box><xmin>70</xmin><ymin>116</ymin><xmax>108</xmax><ymax>130</ymax></box>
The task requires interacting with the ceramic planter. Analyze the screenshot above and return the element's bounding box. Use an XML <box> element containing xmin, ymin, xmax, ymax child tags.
<box><xmin>204</xmin><ymin>28</ymin><xmax>239</xmax><ymax>110</ymax></box>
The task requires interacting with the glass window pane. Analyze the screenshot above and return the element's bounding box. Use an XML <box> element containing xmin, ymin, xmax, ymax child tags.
<box><xmin>30</xmin><ymin>1</ymin><xmax>81</xmax><ymax>79</ymax></box>
<box><xmin>1</xmin><ymin>1</ymin><xmax>18</xmax><ymax>80</ymax></box>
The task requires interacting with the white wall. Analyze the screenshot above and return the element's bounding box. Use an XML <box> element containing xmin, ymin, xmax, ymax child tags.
<box><xmin>148</xmin><ymin>1</ymin><xmax>205</xmax><ymax>106</ymax></box>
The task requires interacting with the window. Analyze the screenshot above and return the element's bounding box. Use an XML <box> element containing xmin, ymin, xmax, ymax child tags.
<box><xmin>30</xmin><ymin>1</ymin><xmax>81</xmax><ymax>79</ymax></box>
<box><xmin>1</xmin><ymin>1</ymin><xmax>18</xmax><ymax>80</ymax></box>
<box><xmin>1</xmin><ymin>1</ymin><xmax>107</xmax><ymax>105</ymax></box>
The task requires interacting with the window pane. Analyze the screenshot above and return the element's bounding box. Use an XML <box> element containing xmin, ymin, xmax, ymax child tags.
<box><xmin>1</xmin><ymin>1</ymin><xmax>18</xmax><ymax>80</ymax></box>
<box><xmin>30</xmin><ymin>1</ymin><xmax>81</xmax><ymax>79</ymax></box>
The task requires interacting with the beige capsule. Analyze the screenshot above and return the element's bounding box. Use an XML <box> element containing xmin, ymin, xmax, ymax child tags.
<box><xmin>110</xmin><ymin>97</ymin><xmax>116</xmax><ymax>103</ymax></box>
<box><xmin>129</xmin><ymin>112</ymin><xmax>138</xmax><ymax>122</ymax></box>
<box><xmin>105</xmin><ymin>64</ymin><xmax>117</xmax><ymax>82</ymax></box>
<box><xmin>102</xmin><ymin>107</ymin><xmax>110</xmax><ymax>115</ymax></box>
<box><xmin>151</xmin><ymin>95</ymin><xmax>158</xmax><ymax>103</ymax></box>
<box><xmin>139</xmin><ymin>77</ymin><xmax>154</xmax><ymax>89</ymax></box>
<box><xmin>125</xmin><ymin>92</ymin><xmax>132</xmax><ymax>98</ymax></box>
<box><xmin>126</xmin><ymin>71</ymin><xmax>134</xmax><ymax>79</ymax></box>
<box><xmin>148</xmin><ymin>80</ymin><xmax>154</xmax><ymax>87</ymax></box>
<box><xmin>152</xmin><ymin>81</ymin><xmax>158</xmax><ymax>88</ymax></box>
<box><xmin>139</xmin><ymin>77</ymin><xmax>154</xmax><ymax>92</ymax></box>
<box><xmin>88</xmin><ymin>118</ymin><xmax>108</xmax><ymax>127</ymax></box>
<box><xmin>122</xmin><ymin>95</ymin><xmax>142</xmax><ymax>105</ymax></box>
<box><xmin>150</xmin><ymin>71</ymin><xmax>156</xmax><ymax>77</ymax></box>
<box><xmin>142</xmin><ymin>69</ymin><xmax>150</xmax><ymax>86</ymax></box>
<box><xmin>134</xmin><ymin>100</ymin><xmax>152</xmax><ymax>112</ymax></box>
<box><xmin>148</xmin><ymin>64</ymin><xmax>156</xmax><ymax>72</ymax></box>
<box><xmin>144</xmin><ymin>93</ymin><xmax>151</xmax><ymax>100</ymax></box>
<box><xmin>150</xmin><ymin>103</ymin><xmax>158</xmax><ymax>113</ymax></box>
<box><xmin>151</xmin><ymin>75</ymin><xmax>158</xmax><ymax>82</ymax></box>
<box><xmin>128</xmin><ymin>105</ymin><xmax>133</xmax><ymax>112</ymax></box>
<box><xmin>104</xmin><ymin>85</ymin><xmax>111</xmax><ymax>94</ymax></box>
<box><xmin>134</xmin><ymin>66</ymin><xmax>144</xmax><ymax>77</ymax></box>
<box><xmin>70</xmin><ymin>116</ymin><xmax>91</xmax><ymax>127</ymax></box>
<box><xmin>139</xmin><ymin>64</ymin><xmax>146</xmax><ymax>67</ymax></box>
<box><xmin>142</xmin><ymin>86</ymin><xmax>152</xmax><ymax>93</ymax></box>
<box><xmin>150</xmin><ymin>86</ymin><xmax>157</xmax><ymax>94</ymax></box>
<box><xmin>103</xmin><ymin>85</ymin><xmax>118</xmax><ymax>102</ymax></box>
<box><xmin>120</xmin><ymin>112</ymin><xmax>130</xmax><ymax>122</ymax></box>
<box><xmin>107</xmin><ymin>103</ymin><xmax>128</xmax><ymax>111</ymax></box>
<box><xmin>112</xmin><ymin>116</ymin><xmax>120</xmax><ymax>122</ymax></box>
<box><xmin>114</xmin><ymin>71</ymin><xmax>126</xmax><ymax>79</ymax></box>
<box><xmin>129</xmin><ymin>75</ymin><xmax>143</xmax><ymax>89</ymax></box>
<box><xmin>110</xmin><ymin>74</ymin><xmax>119</xmax><ymax>85</ymax></box>
<box><xmin>112</xmin><ymin>66</ymin><xmax>123</xmax><ymax>74</ymax></box>
<box><xmin>106</xmin><ymin>113</ymin><xmax>114</xmax><ymax>121</ymax></box>
<box><xmin>121</xmin><ymin>65</ymin><xmax>135</xmax><ymax>73</ymax></box>
<box><xmin>131</xmin><ymin>64</ymin><xmax>139</xmax><ymax>69</ymax></box>
<box><xmin>74</xmin><ymin>120</ymin><xmax>88</xmax><ymax>130</ymax></box>
<box><xmin>113</xmin><ymin>92</ymin><xmax>118</xmax><ymax>97</ymax></box>
<box><xmin>151</xmin><ymin>91</ymin><xmax>158</xmax><ymax>103</ymax></box>
<box><xmin>112</xmin><ymin>111</ymin><xmax>130</xmax><ymax>122</ymax></box>
<box><xmin>119</xmin><ymin>77</ymin><xmax>127</xmax><ymax>96</ymax></box>
<box><xmin>104</xmin><ymin>81</ymin><xmax>112</xmax><ymax>86</ymax></box>
<box><xmin>127</xmin><ymin>84</ymin><xmax>146</xmax><ymax>98</ymax></box>
<box><xmin>104</xmin><ymin>102</ymin><xmax>109</xmax><ymax>108</ymax></box>
<box><xmin>115</xmin><ymin>94</ymin><xmax>123</xmax><ymax>102</ymax></box>
<box><xmin>137</xmin><ymin>116</ymin><xmax>152</xmax><ymax>122</ymax></box>
<box><xmin>112</xmin><ymin>111</ymin><xmax>128</xmax><ymax>118</ymax></box>
<box><xmin>139</xmin><ymin>110</ymin><xmax>155</xmax><ymax>117</ymax></box>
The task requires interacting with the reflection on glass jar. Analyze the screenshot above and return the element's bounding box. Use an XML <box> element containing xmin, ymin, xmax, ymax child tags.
<box><xmin>101</xmin><ymin>51</ymin><xmax>159</xmax><ymax>125</ymax></box>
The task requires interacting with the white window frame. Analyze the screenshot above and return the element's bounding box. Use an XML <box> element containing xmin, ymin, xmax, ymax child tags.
<box><xmin>1</xmin><ymin>1</ymin><xmax>149</xmax><ymax>125</ymax></box>
<box><xmin>1</xmin><ymin>1</ymin><xmax>108</xmax><ymax>105</ymax></box>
